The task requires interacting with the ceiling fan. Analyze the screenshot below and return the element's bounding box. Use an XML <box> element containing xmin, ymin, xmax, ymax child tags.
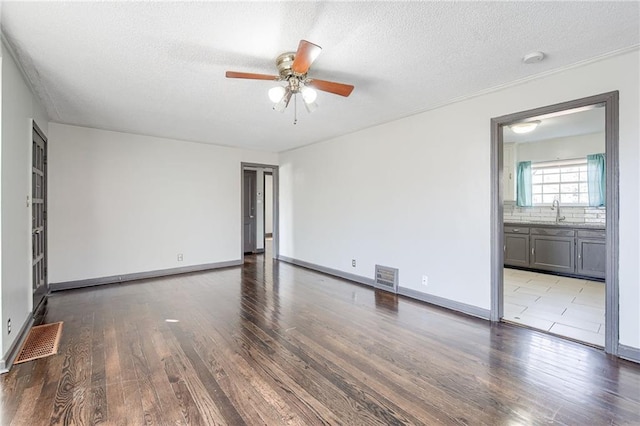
<box><xmin>225</xmin><ymin>40</ymin><xmax>354</xmax><ymax>122</ymax></box>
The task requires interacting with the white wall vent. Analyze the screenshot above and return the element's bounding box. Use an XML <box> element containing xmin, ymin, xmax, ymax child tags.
<box><xmin>374</xmin><ymin>265</ymin><xmax>398</xmax><ymax>293</ymax></box>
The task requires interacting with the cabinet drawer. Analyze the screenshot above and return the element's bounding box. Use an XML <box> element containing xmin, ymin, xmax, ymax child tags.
<box><xmin>531</xmin><ymin>227</ymin><xmax>575</xmax><ymax>237</ymax></box>
<box><xmin>505</xmin><ymin>226</ymin><xmax>529</xmax><ymax>234</ymax></box>
<box><xmin>577</xmin><ymin>229</ymin><xmax>606</xmax><ymax>239</ymax></box>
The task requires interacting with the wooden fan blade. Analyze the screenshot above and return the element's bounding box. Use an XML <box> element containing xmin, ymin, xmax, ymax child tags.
<box><xmin>291</xmin><ymin>40</ymin><xmax>322</xmax><ymax>74</ymax></box>
<box><xmin>307</xmin><ymin>79</ymin><xmax>354</xmax><ymax>97</ymax></box>
<box><xmin>225</xmin><ymin>71</ymin><xmax>279</xmax><ymax>80</ymax></box>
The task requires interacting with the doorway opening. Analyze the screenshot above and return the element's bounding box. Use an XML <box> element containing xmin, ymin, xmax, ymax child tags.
<box><xmin>241</xmin><ymin>163</ymin><xmax>278</xmax><ymax>263</ymax></box>
<box><xmin>491</xmin><ymin>92</ymin><xmax>619</xmax><ymax>354</ymax></box>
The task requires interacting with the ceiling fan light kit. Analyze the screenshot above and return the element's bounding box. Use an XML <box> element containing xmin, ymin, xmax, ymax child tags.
<box><xmin>226</xmin><ymin>40</ymin><xmax>354</xmax><ymax>124</ymax></box>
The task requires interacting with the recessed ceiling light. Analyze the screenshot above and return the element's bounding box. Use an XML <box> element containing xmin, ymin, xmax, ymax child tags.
<box><xmin>509</xmin><ymin>120</ymin><xmax>541</xmax><ymax>134</ymax></box>
<box><xmin>523</xmin><ymin>51</ymin><xmax>545</xmax><ymax>64</ymax></box>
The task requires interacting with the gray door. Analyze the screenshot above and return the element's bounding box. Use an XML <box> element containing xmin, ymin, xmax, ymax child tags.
<box><xmin>243</xmin><ymin>170</ymin><xmax>257</xmax><ymax>253</ymax></box>
<box><xmin>32</xmin><ymin>123</ymin><xmax>48</xmax><ymax>312</ymax></box>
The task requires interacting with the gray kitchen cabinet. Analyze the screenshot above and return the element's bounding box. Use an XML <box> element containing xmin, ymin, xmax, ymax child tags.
<box><xmin>504</xmin><ymin>226</ymin><xmax>529</xmax><ymax>267</ymax></box>
<box><xmin>530</xmin><ymin>228</ymin><xmax>576</xmax><ymax>274</ymax></box>
<box><xmin>504</xmin><ymin>224</ymin><xmax>604</xmax><ymax>279</ymax></box>
<box><xmin>576</xmin><ymin>230</ymin><xmax>606</xmax><ymax>279</ymax></box>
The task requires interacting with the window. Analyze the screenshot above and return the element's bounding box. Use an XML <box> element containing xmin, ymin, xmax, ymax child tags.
<box><xmin>531</xmin><ymin>159</ymin><xmax>588</xmax><ymax>204</ymax></box>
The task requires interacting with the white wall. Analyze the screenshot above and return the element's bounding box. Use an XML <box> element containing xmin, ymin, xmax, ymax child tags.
<box><xmin>515</xmin><ymin>132</ymin><xmax>605</xmax><ymax>163</ymax></box>
<box><xmin>279</xmin><ymin>49</ymin><xmax>640</xmax><ymax>349</ymax></box>
<box><xmin>1</xmin><ymin>39</ymin><xmax>49</xmax><ymax>357</ymax></box>
<box><xmin>48</xmin><ymin>124</ymin><xmax>277</xmax><ymax>283</ymax></box>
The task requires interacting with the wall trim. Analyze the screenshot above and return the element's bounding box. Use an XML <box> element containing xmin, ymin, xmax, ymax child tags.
<box><xmin>0</xmin><ymin>314</ymin><xmax>34</xmax><ymax>374</ymax></box>
<box><xmin>277</xmin><ymin>256</ymin><xmax>490</xmax><ymax>320</ymax></box>
<box><xmin>397</xmin><ymin>287</ymin><xmax>491</xmax><ymax>320</ymax></box>
<box><xmin>618</xmin><ymin>345</ymin><xmax>640</xmax><ymax>364</ymax></box>
<box><xmin>277</xmin><ymin>256</ymin><xmax>375</xmax><ymax>287</ymax></box>
<box><xmin>49</xmin><ymin>260</ymin><xmax>242</xmax><ymax>292</ymax></box>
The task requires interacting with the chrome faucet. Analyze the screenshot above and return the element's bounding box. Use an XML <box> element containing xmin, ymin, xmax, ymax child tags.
<box><xmin>552</xmin><ymin>199</ymin><xmax>565</xmax><ymax>223</ymax></box>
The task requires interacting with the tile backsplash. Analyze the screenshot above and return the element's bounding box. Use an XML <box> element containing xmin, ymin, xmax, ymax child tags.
<box><xmin>504</xmin><ymin>200</ymin><xmax>606</xmax><ymax>224</ymax></box>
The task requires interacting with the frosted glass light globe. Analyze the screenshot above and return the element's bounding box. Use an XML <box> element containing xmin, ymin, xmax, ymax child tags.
<box><xmin>301</xmin><ymin>86</ymin><xmax>317</xmax><ymax>104</ymax></box>
<box><xmin>268</xmin><ymin>86</ymin><xmax>286</xmax><ymax>103</ymax></box>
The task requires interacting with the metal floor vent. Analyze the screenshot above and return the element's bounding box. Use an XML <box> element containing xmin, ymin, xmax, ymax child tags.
<box><xmin>15</xmin><ymin>322</ymin><xmax>63</xmax><ymax>364</ymax></box>
<box><xmin>374</xmin><ymin>265</ymin><xmax>399</xmax><ymax>293</ymax></box>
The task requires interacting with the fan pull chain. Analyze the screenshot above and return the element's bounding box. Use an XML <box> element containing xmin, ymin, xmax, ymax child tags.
<box><xmin>293</xmin><ymin>93</ymin><xmax>298</xmax><ymax>125</ymax></box>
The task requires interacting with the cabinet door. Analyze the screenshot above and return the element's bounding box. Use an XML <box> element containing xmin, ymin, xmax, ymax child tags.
<box><xmin>577</xmin><ymin>238</ymin><xmax>606</xmax><ymax>279</ymax></box>
<box><xmin>530</xmin><ymin>235</ymin><xmax>575</xmax><ymax>274</ymax></box>
<box><xmin>504</xmin><ymin>234</ymin><xmax>529</xmax><ymax>267</ymax></box>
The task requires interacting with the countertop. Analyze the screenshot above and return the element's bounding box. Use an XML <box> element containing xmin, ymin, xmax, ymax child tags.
<box><xmin>504</xmin><ymin>221</ymin><xmax>605</xmax><ymax>230</ymax></box>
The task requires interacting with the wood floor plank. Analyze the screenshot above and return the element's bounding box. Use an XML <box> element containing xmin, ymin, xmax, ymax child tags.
<box><xmin>103</xmin><ymin>316</ymin><xmax>126</xmax><ymax>426</ymax></box>
<box><xmin>235</xmin><ymin>300</ymin><xmax>423</xmax><ymax>425</ymax></box>
<box><xmin>183</xmin><ymin>303</ymin><xmax>327</xmax><ymax>426</ymax></box>
<box><xmin>90</xmin><ymin>311</ymin><xmax>107</xmax><ymax>424</ymax></box>
<box><xmin>163</xmin><ymin>355</ymin><xmax>204</xmax><ymax>426</ymax></box>
<box><xmin>169</xmin><ymin>322</ymin><xmax>246</xmax><ymax>425</ymax></box>
<box><xmin>9</xmin><ymin>380</ymin><xmax>44</xmax><ymax>426</ymax></box>
<box><xmin>113</xmin><ymin>304</ymin><xmax>146</xmax><ymax>425</ymax></box>
<box><xmin>1</xmin><ymin>249</ymin><xmax>638</xmax><ymax>425</ymax></box>
<box><xmin>127</xmin><ymin>308</ymin><xmax>166</xmax><ymax>426</ymax></box>
<box><xmin>50</xmin><ymin>312</ymin><xmax>93</xmax><ymax>426</ymax></box>
<box><xmin>162</xmin><ymin>329</ymin><xmax>229</xmax><ymax>425</ymax></box>
<box><xmin>178</xmin><ymin>300</ymin><xmax>341</xmax><ymax>425</ymax></box>
<box><xmin>28</xmin><ymin>353</ymin><xmax>64</xmax><ymax>425</ymax></box>
<box><xmin>134</xmin><ymin>303</ymin><xmax>189</xmax><ymax>425</ymax></box>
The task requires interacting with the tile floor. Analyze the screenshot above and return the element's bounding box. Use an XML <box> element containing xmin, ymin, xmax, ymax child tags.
<box><xmin>503</xmin><ymin>268</ymin><xmax>605</xmax><ymax>347</ymax></box>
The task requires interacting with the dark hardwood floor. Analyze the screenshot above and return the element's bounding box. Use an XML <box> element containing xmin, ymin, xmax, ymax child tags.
<box><xmin>1</xmin><ymin>250</ymin><xmax>639</xmax><ymax>425</ymax></box>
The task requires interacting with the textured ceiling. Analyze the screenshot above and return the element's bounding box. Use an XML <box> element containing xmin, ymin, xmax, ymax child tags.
<box><xmin>2</xmin><ymin>1</ymin><xmax>639</xmax><ymax>152</ymax></box>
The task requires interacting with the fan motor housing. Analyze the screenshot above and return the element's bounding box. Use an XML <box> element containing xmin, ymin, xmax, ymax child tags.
<box><xmin>276</xmin><ymin>52</ymin><xmax>296</xmax><ymax>78</ymax></box>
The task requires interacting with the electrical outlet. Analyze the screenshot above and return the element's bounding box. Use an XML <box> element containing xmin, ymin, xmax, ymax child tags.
<box><xmin>7</xmin><ymin>318</ymin><xmax>11</xmax><ymax>335</ymax></box>
<box><xmin>422</xmin><ymin>275</ymin><xmax>429</xmax><ymax>286</ymax></box>
<box><xmin>352</xmin><ymin>259</ymin><xmax>356</xmax><ymax>267</ymax></box>
<box><xmin>177</xmin><ymin>253</ymin><xmax>184</xmax><ymax>261</ymax></box>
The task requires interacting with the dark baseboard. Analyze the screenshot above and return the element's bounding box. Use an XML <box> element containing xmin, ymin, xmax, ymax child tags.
<box><xmin>276</xmin><ymin>255</ymin><xmax>490</xmax><ymax>320</ymax></box>
<box><xmin>49</xmin><ymin>259</ymin><xmax>243</xmax><ymax>292</ymax></box>
<box><xmin>397</xmin><ymin>287</ymin><xmax>491</xmax><ymax>320</ymax></box>
<box><xmin>277</xmin><ymin>255</ymin><xmax>375</xmax><ymax>287</ymax></box>
<box><xmin>618</xmin><ymin>344</ymin><xmax>640</xmax><ymax>364</ymax></box>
